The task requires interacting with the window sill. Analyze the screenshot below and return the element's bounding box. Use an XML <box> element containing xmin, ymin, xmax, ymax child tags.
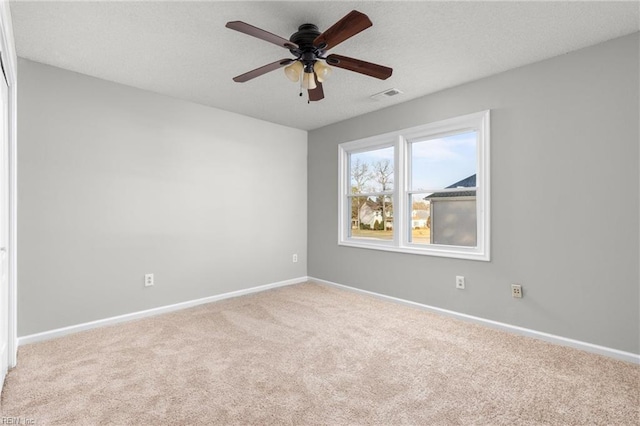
<box><xmin>338</xmin><ymin>239</ymin><xmax>490</xmax><ymax>261</ymax></box>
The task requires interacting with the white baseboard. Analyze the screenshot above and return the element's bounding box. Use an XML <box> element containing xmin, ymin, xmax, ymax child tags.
<box><xmin>18</xmin><ymin>276</ymin><xmax>308</xmax><ymax>346</ymax></box>
<box><xmin>18</xmin><ymin>275</ymin><xmax>639</xmax><ymax>365</ymax></box>
<box><xmin>309</xmin><ymin>276</ymin><xmax>640</xmax><ymax>365</ymax></box>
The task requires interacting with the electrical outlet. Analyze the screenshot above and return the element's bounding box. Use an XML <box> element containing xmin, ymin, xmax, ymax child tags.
<box><xmin>456</xmin><ymin>276</ymin><xmax>465</xmax><ymax>289</ymax></box>
<box><xmin>292</xmin><ymin>254</ymin><xmax>298</xmax><ymax>263</ymax></box>
<box><xmin>145</xmin><ymin>273</ymin><xmax>154</xmax><ymax>287</ymax></box>
<box><xmin>511</xmin><ymin>284</ymin><xmax>522</xmax><ymax>298</ymax></box>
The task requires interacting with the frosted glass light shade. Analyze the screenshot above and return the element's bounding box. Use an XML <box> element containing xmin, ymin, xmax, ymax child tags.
<box><xmin>284</xmin><ymin>61</ymin><xmax>303</xmax><ymax>82</ymax></box>
<box><xmin>314</xmin><ymin>61</ymin><xmax>332</xmax><ymax>82</ymax></box>
<box><xmin>302</xmin><ymin>72</ymin><xmax>317</xmax><ymax>90</ymax></box>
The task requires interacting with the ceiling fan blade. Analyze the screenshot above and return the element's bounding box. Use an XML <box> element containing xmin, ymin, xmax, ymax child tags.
<box><xmin>326</xmin><ymin>54</ymin><xmax>392</xmax><ymax>80</ymax></box>
<box><xmin>313</xmin><ymin>10</ymin><xmax>372</xmax><ymax>51</ymax></box>
<box><xmin>233</xmin><ymin>59</ymin><xmax>294</xmax><ymax>83</ymax></box>
<box><xmin>308</xmin><ymin>75</ymin><xmax>324</xmax><ymax>101</ymax></box>
<box><xmin>226</xmin><ymin>21</ymin><xmax>299</xmax><ymax>50</ymax></box>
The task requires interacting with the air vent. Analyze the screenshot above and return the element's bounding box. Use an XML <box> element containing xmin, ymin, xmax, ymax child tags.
<box><xmin>370</xmin><ymin>88</ymin><xmax>403</xmax><ymax>101</ymax></box>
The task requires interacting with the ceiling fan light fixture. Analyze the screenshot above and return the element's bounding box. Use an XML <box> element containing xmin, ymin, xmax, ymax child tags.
<box><xmin>284</xmin><ymin>61</ymin><xmax>303</xmax><ymax>82</ymax></box>
<box><xmin>302</xmin><ymin>71</ymin><xmax>317</xmax><ymax>90</ymax></box>
<box><xmin>314</xmin><ymin>60</ymin><xmax>332</xmax><ymax>82</ymax></box>
<box><xmin>227</xmin><ymin>10</ymin><xmax>393</xmax><ymax>101</ymax></box>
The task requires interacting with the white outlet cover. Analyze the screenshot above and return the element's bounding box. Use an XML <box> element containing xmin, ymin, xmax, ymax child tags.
<box><xmin>511</xmin><ymin>284</ymin><xmax>522</xmax><ymax>298</ymax></box>
<box><xmin>456</xmin><ymin>276</ymin><xmax>465</xmax><ymax>289</ymax></box>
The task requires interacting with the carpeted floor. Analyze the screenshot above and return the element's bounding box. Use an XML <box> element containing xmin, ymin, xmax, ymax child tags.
<box><xmin>1</xmin><ymin>282</ymin><xmax>639</xmax><ymax>425</ymax></box>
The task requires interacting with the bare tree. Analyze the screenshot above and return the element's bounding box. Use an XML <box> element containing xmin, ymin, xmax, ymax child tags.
<box><xmin>373</xmin><ymin>159</ymin><xmax>393</xmax><ymax>230</ymax></box>
<box><xmin>350</xmin><ymin>158</ymin><xmax>372</xmax><ymax>228</ymax></box>
<box><xmin>351</xmin><ymin>158</ymin><xmax>371</xmax><ymax>194</ymax></box>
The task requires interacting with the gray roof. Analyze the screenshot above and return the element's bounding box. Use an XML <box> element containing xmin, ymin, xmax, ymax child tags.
<box><xmin>425</xmin><ymin>174</ymin><xmax>476</xmax><ymax>199</ymax></box>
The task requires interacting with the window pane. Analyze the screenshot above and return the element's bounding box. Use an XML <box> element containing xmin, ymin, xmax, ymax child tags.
<box><xmin>350</xmin><ymin>196</ymin><xmax>394</xmax><ymax>240</ymax></box>
<box><xmin>410</xmin><ymin>131</ymin><xmax>477</xmax><ymax>191</ymax></box>
<box><xmin>350</xmin><ymin>146</ymin><xmax>394</xmax><ymax>194</ymax></box>
<box><xmin>410</xmin><ymin>193</ymin><xmax>476</xmax><ymax>247</ymax></box>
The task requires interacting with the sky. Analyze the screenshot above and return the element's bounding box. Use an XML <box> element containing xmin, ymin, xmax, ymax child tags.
<box><xmin>350</xmin><ymin>131</ymin><xmax>477</xmax><ymax>193</ymax></box>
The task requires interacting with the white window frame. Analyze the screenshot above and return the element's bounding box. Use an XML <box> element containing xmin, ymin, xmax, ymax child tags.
<box><xmin>338</xmin><ymin>110</ymin><xmax>490</xmax><ymax>261</ymax></box>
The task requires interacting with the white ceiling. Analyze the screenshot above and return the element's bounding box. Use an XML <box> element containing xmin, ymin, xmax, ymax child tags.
<box><xmin>9</xmin><ymin>1</ymin><xmax>640</xmax><ymax>131</ymax></box>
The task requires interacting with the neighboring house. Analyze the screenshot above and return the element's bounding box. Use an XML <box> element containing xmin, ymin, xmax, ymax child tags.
<box><xmin>358</xmin><ymin>200</ymin><xmax>378</xmax><ymax>228</ymax></box>
<box><xmin>425</xmin><ymin>175</ymin><xmax>477</xmax><ymax>246</ymax></box>
<box><xmin>358</xmin><ymin>199</ymin><xmax>393</xmax><ymax>230</ymax></box>
<box><xmin>411</xmin><ymin>209</ymin><xmax>430</xmax><ymax>229</ymax></box>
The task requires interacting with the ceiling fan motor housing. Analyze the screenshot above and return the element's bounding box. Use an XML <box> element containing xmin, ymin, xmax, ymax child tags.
<box><xmin>289</xmin><ymin>24</ymin><xmax>326</xmax><ymax>71</ymax></box>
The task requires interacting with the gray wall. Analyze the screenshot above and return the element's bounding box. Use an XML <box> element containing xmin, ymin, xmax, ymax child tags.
<box><xmin>18</xmin><ymin>59</ymin><xmax>307</xmax><ymax>336</ymax></box>
<box><xmin>308</xmin><ymin>34</ymin><xmax>640</xmax><ymax>354</ymax></box>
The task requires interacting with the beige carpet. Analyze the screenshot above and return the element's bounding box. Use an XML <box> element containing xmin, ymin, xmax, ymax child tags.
<box><xmin>1</xmin><ymin>283</ymin><xmax>638</xmax><ymax>425</ymax></box>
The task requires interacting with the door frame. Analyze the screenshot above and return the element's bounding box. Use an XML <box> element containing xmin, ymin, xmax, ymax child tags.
<box><xmin>0</xmin><ymin>2</ymin><xmax>18</xmax><ymax>370</ymax></box>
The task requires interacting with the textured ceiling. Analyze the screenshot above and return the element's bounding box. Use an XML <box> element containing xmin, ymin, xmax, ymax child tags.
<box><xmin>9</xmin><ymin>1</ymin><xmax>640</xmax><ymax>130</ymax></box>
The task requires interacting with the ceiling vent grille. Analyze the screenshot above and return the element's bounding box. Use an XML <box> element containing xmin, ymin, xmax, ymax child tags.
<box><xmin>370</xmin><ymin>88</ymin><xmax>403</xmax><ymax>101</ymax></box>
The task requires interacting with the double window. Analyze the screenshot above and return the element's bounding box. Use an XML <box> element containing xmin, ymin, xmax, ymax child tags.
<box><xmin>338</xmin><ymin>111</ymin><xmax>490</xmax><ymax>261</ymax></box>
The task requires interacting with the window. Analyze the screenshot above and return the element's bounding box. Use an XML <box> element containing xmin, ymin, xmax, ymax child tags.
<box><xmin>338</xmin><ymin>111</ymin><xmax>490</xmax><ymax>261</ymax></box>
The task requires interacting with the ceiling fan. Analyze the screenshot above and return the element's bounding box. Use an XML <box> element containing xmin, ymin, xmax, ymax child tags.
<box><xmin>226</xmin><ymin>10</ymin><xmax>393</xmax><ymax>102</ymax></box>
